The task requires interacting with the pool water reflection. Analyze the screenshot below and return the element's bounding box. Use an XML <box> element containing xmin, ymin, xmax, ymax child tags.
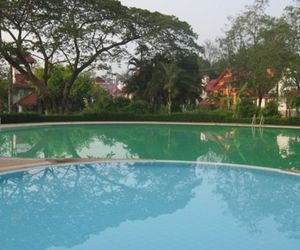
<box><xmin>0</xmin><ymin>124</ymin><xmax>300</xmax><ymax>169</ymax></box>
<box><xmin>0</xmin><ymin>161</ymin><xmax>299</xmax><ymax>250</ymax></box>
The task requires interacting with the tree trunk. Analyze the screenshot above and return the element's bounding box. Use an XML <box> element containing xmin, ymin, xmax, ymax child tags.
<box><xmin>8</xmin><ymin>65</ymin><xmax>13</xmax><ymax>113</ymax></box>
<box><xmin>61</xmin><ymin>72</ymin><xmax>79</xmax><ymax>113</ymax></box>
<box><xmin>42</xmin><ymin>94</ymin><xmax>53</xmax><ymax>114</ymax></box>
<box><xmin>257</xmin><ymin>96</ymin><xmax>263</xmax><ymax>111</ymax></box>
<box><xmin>168</xmin><ymin>88</ymin><xmax>172</xmax><ymax>114</ymax></box>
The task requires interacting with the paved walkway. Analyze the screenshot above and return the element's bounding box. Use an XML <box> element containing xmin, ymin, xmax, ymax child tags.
<box><xmin>0</xmin><ymin>158</ymin><xmax>104</xmax><ymax>173</ymax></box>
<box><xmin>1</xmin><ymin>121</ymin><xmax>300</xmax><ymax>129</ymax></box>
<box><xmin>0</xmin><ymin>158</ymin><xmax>52</xmax><ymax>173</ymax></box>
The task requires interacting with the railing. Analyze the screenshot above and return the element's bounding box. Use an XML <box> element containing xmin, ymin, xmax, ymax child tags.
<box><xmin>259</xmin><ymin>115</ymin><xmax>264</xmax><ymax>128</ymax></box>
<box><xmin>251</xmin><ymin>114</ymin><xmax>264</xmax><ymax>127</ymax></box>
<box><xmin>251</xmin><ymin>114</ymin><xmax>256</xmax><ymax>127</ymax></box>
<box><xmin>251</xmin><ymin>114</ymin><xmax>264</xmax><ymax>137</ymax></box>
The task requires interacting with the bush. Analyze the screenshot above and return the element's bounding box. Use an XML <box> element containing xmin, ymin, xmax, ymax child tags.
<box><xmin>0</xmin><ymin>113</ymin><xmax>42</xmax><ymax>123</ymax></box>
<box><xmin>123</xmin><ymin>100</ymin><xmax>150</xmax><ymax>114</ymax></box>
<box><xmin>263</xmin><ymin>100</ymin><xmax>280</xmax><ymax>117</ymax></box>
<box><xmin>195</xmin><ymin>104</ymin><xmax>213</xmax><ymax>113</ymax></box>
<box><xmin>237</xmin><ymin>97</ymin><xmax>256</xmax><ymax>118</ymax></box>
<box><xmin>113</xmin><ymin>96</ymin><xmax>131</xmax><ymax>110</ymax></box>
<box><xmin>157</xmin><ymin>106</ymin><xmax>169</xmax><ymax>114</ymax></box>
<box><xmin>1</xmin><ymin>111</ymin><xmax>300</xmax><ymax>126</ymax></box>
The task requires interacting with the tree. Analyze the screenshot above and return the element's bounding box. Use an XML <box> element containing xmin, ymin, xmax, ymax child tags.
<box><xmin>161</xmin><ymin>63</ymin><xmax>181</xmax><ymax>114</ymax></box>
<box><xmin>0</xmin><ymin>0</ymin><xmax>200</xmax><ymax>113</ymax></box>
<box><xmin>35</xmin><ymin>65</ymin><xmax>94</xmax><ymax>113</ymax></box>
<box><xmin>124</xmin><ymin>52</ymin><xmax>202</xmax><ymax>113</ymax></box>
<box><xmin>220</xmin><ymin>0</ymin><xmax>273</xmax><ymax>52</ymax></box>
<box><xmin>273</xmin><ymin>1</ymin><xmax>300</xmax><ymax>116</ymax></box>
<box><xmin>124</xmin><ymin>54</ymin><xmax>167</xmax><ymax>112</ymax></box>
<box><xmin>219</xmin><ymin>0</ymin><xmax>295</xmax><ymax>110</ymax></box>
<box><xmin>280</xmin><ymin>67</ymin><xmax>300</xmax><ymax>116</ymax></box>
<box><xmin>70</xmin><ymin>72</ymin><xmax>94</xmax><ymax>111</ymax></box>
<box><xmin>203</xmin><ymin>40</ymin><xmax>221</xmax><ymax>65</ymax></box>
<box><xmin>173</xmin><ymin>53</ymin><xmax>201</xmax><ymax>110</ymax></box>
<box><xmin>0</xmin><ymin>78</ymin><xmax>8</xmax><ymax>111</ymax></box>
<box><xmin>0</xmin><ymin>56</ymin><xmax>9</xmax><ymax>112</ymax></box>
<box><xmin>283</xmin><ymin>0</ymin><xmax>300</xmax><ymax>54</ymax></box>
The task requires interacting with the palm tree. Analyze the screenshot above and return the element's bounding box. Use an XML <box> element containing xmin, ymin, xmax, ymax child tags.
<box><xmin>161</xmin><ymin>63</ymin><xmax>181</xmax><ymax>114</ymax></box>
<box><xmin>234</xmin><ymin>82</ymin><xmax>248</xmax><ymax>117</ymax></box>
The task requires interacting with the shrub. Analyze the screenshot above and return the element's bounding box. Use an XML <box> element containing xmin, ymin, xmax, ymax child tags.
<box><xmin>237</xmin><ymin>97</ymin><xmax>256</xmax><ymax>118</ymax></box>
<box><xmin>113</xmin><ymin>96</ymin><xmax>131</xmax><ymax>110</ymax></box>
<box><xmin>1</xmin><ymin>111</ymin><xmax>300</xmax><ymax>126</ymax></box>
<box><xmin>124</xmin><ymin>100</ymin><xmax>150</xmax><ymax>114</ymax></box>
<box><xmin>263</xmin><ymin>100</ymin><xmax>280</xmax><ymax>117</ymax></box>
<box><xmin>157</xmin><ymin>106</ymin><xmax>169</xmax><ymax>114</ymax></box>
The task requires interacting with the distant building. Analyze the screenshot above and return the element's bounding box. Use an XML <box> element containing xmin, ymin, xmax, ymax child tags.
<box><xmin>201</xmin><ymin>69</ymin><xmax>278</xmax><ymax>111</ymax></box>
<box><xmin>12</xmin><ymin>55</ymin><xmax>39</xmax><ymax>112</ymax></box>
<box><xmin>93</xmin><ymin>76</ymin><xmax>124</xmax><ymax>97</ymax></box>
<box><xmin>201</xmin><ymin>69</ymin><xmax>237</xmax><ymax>108</ymax></box>
<box><xmin>274</xmin><ymin>71</ymin><xmax>299</xmax><ymax>117</ymax></box>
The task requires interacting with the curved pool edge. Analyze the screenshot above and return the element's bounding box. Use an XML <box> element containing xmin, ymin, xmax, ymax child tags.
<box><xmin>1</xmin><ymin>158</ymin><xmax>300</xmax><ymax>178</ymax></box>
<box><xmin>0</xmin><ymin>121</ymin><xmax>300</xmax><ymax>130</ymax></box>
<box><xmin>0</xmin><ymin>157</ymin><xmax>103</xmax><ymax>174</ymax></box>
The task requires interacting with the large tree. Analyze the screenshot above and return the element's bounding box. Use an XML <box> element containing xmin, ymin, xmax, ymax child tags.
<box><xmin>124</xmin><ymin>52</ymin><xmax>201</xmax><ymax>112</ymax></box>
<box><xmin>161</xmin><ymin>63</ymin><xmax>181</xmax><ymax>114</ymax></box>
<box><xmin>283</xmin><ymin>0</ymin><xmax>300</xmax><ymax>104</ymax></box>
<box><xmin>219</xmin><ymin>0</ymin><xmax>296</xmax><ymax>109</ymax></box>
<box><xmin>0</xmin><ymin>0</ymin><xmax>200</xmax><ymax>113</ymax></box>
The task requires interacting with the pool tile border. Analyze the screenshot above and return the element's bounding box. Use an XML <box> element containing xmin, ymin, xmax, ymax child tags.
<box><xmin>1</xmin><ymin>158</ymin><xmax>300</xmax><ymax>178</ymax></box>
<box><xmin>0</xmin><ymin>121</ymin><xmax>300</xmax><ymax>130</ymax></box>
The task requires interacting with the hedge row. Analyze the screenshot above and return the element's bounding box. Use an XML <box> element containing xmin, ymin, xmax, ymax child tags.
<box><xmin>0</xmin><ymin>112</ymin><xmax>300</xmax><ymax>126</ymax></box>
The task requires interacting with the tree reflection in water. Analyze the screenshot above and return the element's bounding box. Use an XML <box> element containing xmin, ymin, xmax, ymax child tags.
<box><xmin>0</xmin><ymin>162</ymin><xmax>201</xmax><ymax>250</ymax></box>
<box><xmin>0</xmin><ymin>124</ymin><xmax>300</xmax><ymax>169</ymax></box>
<box><xmin>0</xmin><ymin>162</ymin><xmax>300</xmax><ymax>250</ymax></box>
<box><xmin>201</xmin><ymin>165</ymin><xmax>300</xmax><ymax>239</ymax></box>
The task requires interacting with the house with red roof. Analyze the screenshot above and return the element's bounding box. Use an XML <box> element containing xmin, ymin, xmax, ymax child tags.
<box><xmin>201</xmin><ymin>69</ymin><xmax>238</xmax><ymax>108</ymax></box>
<box><xmin>12</xmin><ymin>55</ymin><xmax>39</xmax><ymax>112</ymax></box>
<box><xmin>201</xmin><ymin>68</ymin><xmax>284</xmax><ymax>112</ymax></box>
<box><xmin>93</xmin><ymin>76</ymin><xmax>124</xmax><ymax>97</ymax></box>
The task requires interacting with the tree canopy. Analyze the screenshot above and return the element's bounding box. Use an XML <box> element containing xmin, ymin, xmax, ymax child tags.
<box><xmin>124</xmin><ymin>52</ymin><xmax>201</xmax><ymax>112</ymax></box>
<box><xmin>215</xmin><ymin>0</ymin><xmax>300</xmax><ymax>110</ymax></box>
<box><xmin>0</xmin><ymin>0</ymin><xmax>200</xmax><ymax>113</ymax></box>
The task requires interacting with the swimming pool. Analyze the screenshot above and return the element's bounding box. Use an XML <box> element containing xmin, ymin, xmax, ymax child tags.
<box><xmin>1</xmin><ymin>123</ymin><xmax>300</xmax><ymax>249</ymax></box>
<box><xmin>0</xmin><ymin>123</ymin><xmax>300</xmax><ymax>170</ymax></box>
<box><xmin>0</xmin><ymin>161</ymin><xmax>299</xmax><ymax>250</ymax></box>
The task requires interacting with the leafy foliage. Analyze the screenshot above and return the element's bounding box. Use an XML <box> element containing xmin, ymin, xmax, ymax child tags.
<box><xmin>0</xmin><ymin>0</ymin><xmax>200</xmax><ymax>113</ymax></box>
<box><xmin>263</xmin><ymin>100</ymin><xmax>280</xmax><ymax>117</ymax></box>
<box><xmin>216</xmin><ymin>0</ymin><xmax>299</xmax><ymax>111</ymax></box>
<box><xmin>237</xmin><ymin>97</ymin><xmax>256</xmax><ymax>118</ymax></box>
<box><xmin>0</xmin><ymin>78</ymin><xmax>8</xmax><ymax>111</ymax></box>
<box><xmin>124</xmin><ymin>53</ymin><xmax>201</xmax><ymax>112</ymax></box>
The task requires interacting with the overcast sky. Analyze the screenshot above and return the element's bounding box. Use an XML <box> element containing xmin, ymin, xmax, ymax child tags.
<box><xmin>120</xmin><ymin>0</ymin><xmax>295</xmax><ymax>43</ymax></box>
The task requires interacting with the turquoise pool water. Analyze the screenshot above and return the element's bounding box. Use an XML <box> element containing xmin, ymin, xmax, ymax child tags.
<box><xmin>0</xmin><ymin>161</ymin><xmax>299</xmax><ymax>250</ymax></box>
<box><xmin>0</xmin><ymin>124</ymin><xmax>300</xmax><ymax>169</ymax></box>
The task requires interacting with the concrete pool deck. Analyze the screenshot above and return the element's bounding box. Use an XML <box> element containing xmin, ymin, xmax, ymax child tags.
<box><xmin>0</xmin><ymin>157</ymin><xmax>106</xmax><ymax>173</ymax></box>
<box><xmin>0</xmin><ymin>158</ymin><xmax>53</xmax><ymax>172</ymax></box>
<box><xmin>0</xmin><ymin>121</ymin><xmax>300</xmax><ymax>129</ymax></box>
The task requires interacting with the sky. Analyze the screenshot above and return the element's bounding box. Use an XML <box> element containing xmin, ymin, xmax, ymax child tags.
<box><xmin>120</xmin><ymin>0</ymin><xmax>295</xmax><ymax>43</ymax></box>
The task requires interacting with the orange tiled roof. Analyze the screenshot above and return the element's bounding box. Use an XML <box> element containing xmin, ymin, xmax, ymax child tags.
<box><xmin>206</xmin><ymin>69</ymin><xmax>232</xmax><ymax>92</ymax></box>
<box><xmin>17</xmin><ymin>92</ymin><xmax>38</xmax><ymax>106</ymax></box>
